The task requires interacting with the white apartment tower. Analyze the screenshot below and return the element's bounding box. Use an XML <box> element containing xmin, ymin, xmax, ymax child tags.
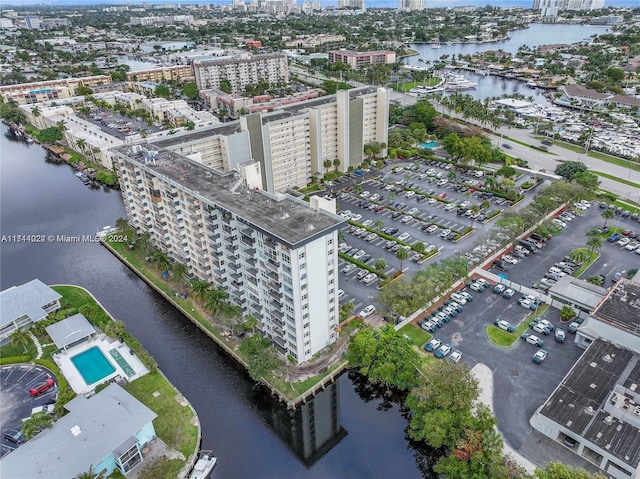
<box><xmin>400</xmin><ymin>0</ymin><xmax>424</xmax><ymax>11</ymax></box>
<box><xmin>194</xmin><ymin>54</ymin><xmax>289</xmax><ymax>94</ymax></box>
<box><xmin>150</xmin><ymin>86</ymin><xmax>389</xmax><ymax>193</ymax></box>
<box><xmin>113</xmin><ymin>145</ymin><xmax>345</xmax><ymax>363</ymax></box>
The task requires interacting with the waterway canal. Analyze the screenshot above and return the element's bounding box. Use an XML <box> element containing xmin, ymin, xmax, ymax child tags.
<box><xmin>0</xmin><ymin>126</ymin><xmax>433</xmax><ymax>478</ymax></box>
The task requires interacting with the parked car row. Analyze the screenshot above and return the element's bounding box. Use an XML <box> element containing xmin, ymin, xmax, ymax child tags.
<box><xmin>607</xmin><ymin>231</ymin><xmax>640</xmax><ymax>254</ymax></box>
<box><xmin>423</xmin><ymin>337</ymin><xmax>463</xmax><ymax>362</ymax></box>
<box><xmin>599</xmin><ymin>201</ymin><xmax>640</xmax><ymax>223</ymax></box>
<box><xmin>418</xmin><ymin>290</ymin><xmax>474</xmax><ymax>339</ymax></box>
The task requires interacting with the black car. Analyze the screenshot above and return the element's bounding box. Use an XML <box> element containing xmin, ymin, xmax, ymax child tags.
<box><xmin>493</xmin><ymin>260</ymin><xmax>510</xmax><ymax>271</ymax></box>
<box><xmin>446</xmin><ymin>232</ymin><xmax>457</xmax><ymax>240</ymax></box>
<box><xmin>386</xmin><ymin>227</ymin><xmax>398</xmax><ymax>235</ymax></box>
<box><xmin>4</xmin><ymin>430</ymin><xmax>26</xmax><ymax>445</ymax></box>
<box><xmin>391</xmin><ymin>211</ymin><xmax>402</xmax><ymax>219</ymax></box>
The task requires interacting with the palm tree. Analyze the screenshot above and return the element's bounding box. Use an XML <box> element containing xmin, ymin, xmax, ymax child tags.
<box><xmin>601</xmin><ymin>208</ymin><xmax>615</xmax><ymax>228</ymax></box>
<box><xmin>10</xmin><ymin>327</ymin><xmax>30</xmax><ymax>353</ymax></box>
<box><xmin>76</xmin><ymin>138</ymin><xmax>87</xmax><ymax>154</ymax></box>
<box><xmin>150</xmin><ymin>250</ymin><xmax>171</xmax><ymax>272</ymax></box>
<box><xmin>413</xmin><ymin>241</ymin><xmax>426</xmax><ymax>254</ymax></box>
<box><xmin>332</xmin><ymin>159</ymin><xmax>340</xmax><ymax>171</ymax></box>
<box><xmin>74</xmin><ymin>465</ymin><xmax>106</xmax><ymax>479</ymax></box>
<box><xmin>55</xmin><ymin>119</ymin><xmax>67</xmax><ymax>132</ymax></box>
<box><xmin>374</xmin><ymin>258</ymin><xmax>387</xmax><ymax>273</ymax></box>
<box><xmin>396</xmin><ymin>247</ymin><xmax>409</xmax><ymax>273</ymax></box>
<box><xmin>31</xmin><ymin>106</ymin><xmax>41</xmax><ymax>117</ymax></box>
<box><xmin>21</xmin><ymin>412</ymin><xmax>52</xmax><ymax>439</ymax></box>
<box><xmin>586</xmin><ymin>234</ymin><xmax>603</xmax><ymax>258</ymax></box>
<box><xmin>171</xmin><ymin>262</ymin><xmax>189</xmax><ymax>289</ymax></box>
<box><xmin>190</xmin><ymin>280</ymin><xmax>211</xmax><ymax>301</ymax></box>
<box><xmin>374</xmin><ymin>219</ymin><xmax>384</xmax><ymax>231</ymax></box>
<box><xmin>203</xmin><ymin>288</ymin><xmax>229</xmax><ymax>316</ymax></box>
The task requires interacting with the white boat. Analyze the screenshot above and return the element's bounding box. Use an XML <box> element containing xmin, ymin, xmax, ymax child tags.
<box><xmin>444</xmin><ymin>74</ymin><xmax>477</xmax><ymax>91</ymax></box>
<box><xmin>527</xmin><ymin>80</ymin><xmax>537</xmax><ymax>88</ymax></box>
<box><xmin>431</xmin><ymin>34</ymin><xmax>441</xmax><ymax>49</ymax></box>
<box><xmin>190</xmin><ymin>451</ymin><xmax>217</xmax><ymax>479</ymax></box>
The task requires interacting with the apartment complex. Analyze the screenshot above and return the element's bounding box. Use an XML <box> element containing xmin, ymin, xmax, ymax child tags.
<box><xmin>400</xmin><ymin>0</ymin><xmax>425</xmax><ymax>11</ymax></box>
<box><xmin>284</xmin><ymin>34</ymin><xmax>346</xmax><ymax>50</ymax></box>
<box><xmin>328</xmin><ymin>50</ymin><xmax>396</xmax><ymax>70</ymax></box>
<box><xmin>0</xmin><ymin>75</ymin><xmax>112</xmax><ymax>105</ymax></box>
<box><xmin>193</xmin><ymin>54</ymin><xmax>289</xmax><ymax>94</ymax></box>
<box><xmin>0</xmin><ymin>279</ymin><xmax>61</xmax><ymax>340</ymax></box>
<box><xmin>533</xmin><ymin>0</ymin><xmax>604</xmax><ymax>14</ymax></box>
<box><xmin>151</xmin><ymin>86</ymin><xmax>389</xmax><ymax>193</ymax></box>
<box><xmin>126</xmin><ymin>65</ymin><xmax>194</xmax><ymax>84</ymax></box>
<box><xmin>112</xmin><ymin>144</ymin><xmax>345</xmax><ymax>363</ymax></box>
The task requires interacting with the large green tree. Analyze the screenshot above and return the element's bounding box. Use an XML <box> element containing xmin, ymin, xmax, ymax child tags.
<box><xmin>555</xmin><ymin>161</ymin><xmax>587</xmax><ymax>181</ymax></box>
<box><xmin>238</xmin><ymin>334</ymin><xmax>280</xmax><ymax>381</ymax></box>
<box><xmin>347</xmin><ymin>324</ymin><xmax>419</xmax><ymax>390</ymax></box>
<box><xmin>182</xmin><ymin>82</ymin><xmax>199</xmax><ymax>100</ymax></box>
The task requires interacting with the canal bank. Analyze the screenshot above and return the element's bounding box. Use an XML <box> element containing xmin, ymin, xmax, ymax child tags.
<box><xmin>0</xmin><ymin>124</ymin><xmax>434</xmax><ymax>479</ymax></box>
<box><xmin>100</xmin><ymin>239</ymin><xmax>349</xmax><ymax>409</ymax></box>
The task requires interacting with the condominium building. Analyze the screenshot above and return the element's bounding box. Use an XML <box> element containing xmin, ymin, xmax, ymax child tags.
<box><xmin>0</xmin><ymin>75</ymin><xmax>112</xmax><ymax>105</ymax></box>
<box><xmin>194</xmin><ymin>54</ymin><xmax>289</xmax><ymax>94</ymax></box>
<box><xmin>400</xmin><ymin>0</ymin><xmax>424</xmax><ymax>11</ymax></box>
<box><xmin>112</xmin><ymin>144</ymin><xmax>345</xmax><ymax>363</ymax></box>
<box><xmin>284</xmin><ymin>34</ymin><xmax>346</xmax><ymax>50</ymax></box>
<box><xmin>151</xmin><ymin>86</ymin><xmax>389</xmax><ymax>192</ymax></box>
<box><xmin>328</xmin><ymin>50</ymin><xmax>396</xmax><ymax>70</ymax></box>
<box><xmin>126</xmin><ymin>65</ymin><xmax>194</xmax><ymax>84</ymax></box>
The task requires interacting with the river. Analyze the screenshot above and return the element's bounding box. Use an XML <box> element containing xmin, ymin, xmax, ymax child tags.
<box><xmin>0</xmin><ymin>126</ymin><xmax>434</xmax><ymax>478</ymax></box>
<box><xmin>404</xmin><ymin>23</ymin><xmax>610</xmax><ymax>104</ymax></box>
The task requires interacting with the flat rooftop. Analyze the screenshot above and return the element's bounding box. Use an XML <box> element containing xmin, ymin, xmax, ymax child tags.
<box><xmin>539</xmin><ymin>339</ymin><xmax>640</xmax><ymax>467</ymax></box>
<box><xmin>151</xmin><ymin>122</ymin><xmax>243</xmax><ymax>148</ymax></box>
<box><xmin>113</xmin><ymin>145</ymin><xmax>345</xmax><ymax>248</ymax></box>
<box><xmin>592</xmin><ymin>279</ymin><xmax>640</xmax><ymax>336</ymax></box>
<box><xmin>548</xmin><ymin>275</ymin><xmax>607</xmax><ymax>310</ymax></box>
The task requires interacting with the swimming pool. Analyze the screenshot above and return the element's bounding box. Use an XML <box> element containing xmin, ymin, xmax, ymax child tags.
<box><xmin>71</xmin><ymin>347</ymin><xmax>116</xmax><ymax>385</ymax></box>
<box><xmin>419</xmin><ymin>141</ymin><xmax>438</xmax><ymax>149</ymax></box>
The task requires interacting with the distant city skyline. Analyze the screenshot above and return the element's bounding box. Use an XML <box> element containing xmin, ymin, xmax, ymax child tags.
<box><xmin>2</xmin><ymin>0</ymin><xmax>637</xmax><ymax>7</ymax></box>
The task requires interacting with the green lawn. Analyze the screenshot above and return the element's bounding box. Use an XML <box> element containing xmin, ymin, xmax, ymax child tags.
<box><xmin>125</xmin><ymin>371</ymin><xmax>199</xmax><ymax>477</ymax></box>
<box><xmin>393</xmin><ymin>77</ymin><xmax>442</xmax><ymax>92</ymax></box>
<box><xmin>399</xmin><ymin>323</ymin><xmax>432</xmax><ymax>347</ymax></box>
<box><xmin>53</xmin><ymin>285</ymin><xmax>94</xmax><ymax>309</ymax></box>
<box><xmin>594</xmin><ymin>171</ymin><xmax>640</xmax><ymax>190</ymax></box>
<box><xmin>543</xmin><ymin>138</ymin><xmax>640</xmax><ymax>172</ymax></box>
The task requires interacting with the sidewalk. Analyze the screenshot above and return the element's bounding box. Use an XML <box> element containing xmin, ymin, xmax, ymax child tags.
<box><xmin>470</xmin><ymin>363</ymin><xmax>537</xmax><ymax>474</ymax></box>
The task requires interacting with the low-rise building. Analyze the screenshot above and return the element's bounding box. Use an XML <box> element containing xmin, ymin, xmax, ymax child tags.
<box><xmin>328</xmin><ymin>49</ymin><xmax>396</xmax><ymax>70</ymax></box>
<box><xmin>561</xmin><ymin>84</ymin><xmax>610</xmax><ymax>108</ymax></box>
<box><xmin>0</xmin><ymin>384</ymin><xmax>157</xmax><ymax>478</ymax></box>
<box><xmin>532</xmin><ymin>279</ymin><xmax>640</xmax><ymax>479</ymax></box>
<box><xmin>126</xmin><ymin>65</ymin><xmax>194</xmax><ymax>84</ymax></box>
<box><xmin>0</xmin><ymin>279</ymin><xmax>61</xmax><ymax>340</ymax></box>
<box><xmin>0</xmin><ymin>75</ymin><xmax>112</xmax><ymax>105</ymax></box>
<box><xmin>285</xmin><ymin>34</ymin><xmax>345</xmax><ymax>50</ymax></box>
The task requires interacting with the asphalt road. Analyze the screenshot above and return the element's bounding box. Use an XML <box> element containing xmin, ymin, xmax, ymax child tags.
<box><xmin>387</xmin><ymin>89</ymin><xmax>640</xmax><ymax>200</ymax></box>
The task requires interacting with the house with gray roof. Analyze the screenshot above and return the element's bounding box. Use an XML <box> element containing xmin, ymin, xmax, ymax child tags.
<box><xmin>0</xmin><ymin>383</ymin><xmax>157</xmax><ymax>478</ymax></box>
<box><xmin>0</xmin><ymin>279</ymin><xmax>61</xmax><ymax>340</ymax></box>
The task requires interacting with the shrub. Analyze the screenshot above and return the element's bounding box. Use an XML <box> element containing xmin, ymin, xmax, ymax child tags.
<box><xmin>560</xmin><ymin>305</ymin><xmax>576</xmax><ymax>322</ymax></box>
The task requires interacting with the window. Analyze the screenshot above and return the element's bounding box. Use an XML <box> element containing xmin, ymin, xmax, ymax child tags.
<box><xmin>302</xmin><ymin>294</ymin><xmax>308</xmax><ymax>301</ymax></box>
<box><xmin>303</xmin><ymin>322</ymin><xmax>310</xmax><ymax>329</ymax></box>
<box><xmin>299</xmin><ymin>252</ymin><xmax>305</xmax><ymax>259</ymax></box>
<box><xmin>300</xmin><ymin>263</ymin><xmax>306</xmax><ymax>270</ymax></box>
<box><xmin>118</xmin><ymin>443</ymin><xmax>143</xmax><ymax>474</ymax></box>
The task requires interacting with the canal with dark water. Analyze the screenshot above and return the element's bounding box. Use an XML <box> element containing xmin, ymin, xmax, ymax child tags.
<box><xmin>0</xmin><ymin>125</ymin><xmax>435</xmax><ymax>478</ymax></box>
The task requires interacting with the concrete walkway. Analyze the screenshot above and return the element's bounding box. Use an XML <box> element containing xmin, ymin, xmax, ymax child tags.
<box><xmin>470</xmin><ymin>363</ymin><xmax>537</xmax><ymax>474</ymax></box>
<box><xmin>28</xmin><ymin>332</ymin><xmax>43</xmax><ymax>359</ymax></box>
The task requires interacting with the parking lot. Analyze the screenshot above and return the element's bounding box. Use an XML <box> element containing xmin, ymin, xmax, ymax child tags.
<box><xmin>0</xmin><ymin>364</ymin><xmax>58</xmax><ymax>457</ymax></box>
<box><xmin>486</xmin><ymin>202</ymin><xmax>639</xmax><ymax>290</ymax></box>
<box><xmin>84</xmin><ymin>110</ymin><xmax>164</xmax><ymax>140</ymax></box>
<box><xmin>334</xmin><ymin>157</ymin><xmax>542</xmax><ymax>315</ymax></box>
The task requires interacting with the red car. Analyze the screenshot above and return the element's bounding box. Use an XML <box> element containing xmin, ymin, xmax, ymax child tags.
<box><xmin>30</xmin><ymin>378</ymin><xmax>55</xmax><ymax>397</ymax></box>
<box><xmin>438</xmin><ymin>192</ymin><xmax>447</xmax><ymax>199</ymax></box>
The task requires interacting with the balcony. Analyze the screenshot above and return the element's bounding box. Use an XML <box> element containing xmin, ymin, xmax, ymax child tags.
<box><xmin>270</xmin><ymin>299</ymin><xmax>282</xmax><ymax>310</ymax></box>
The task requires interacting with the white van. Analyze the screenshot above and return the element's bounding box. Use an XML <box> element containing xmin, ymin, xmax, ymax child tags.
<box><xmin>358</xmin><ymin>305</ymin><xmax>376</xmax><ymax>318</ymax></box>
<box><xmin>475</xmin><ymin>171</ymin><xmax>484</xmax><ymax>178</ymax></box>
<box><xmin>548</xmin><ymin>267</ymin><xmax>566</xmax><ymax>277</ymax></box>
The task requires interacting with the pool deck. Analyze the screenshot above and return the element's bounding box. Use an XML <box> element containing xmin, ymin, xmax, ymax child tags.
<box><xmin>52</xmin><ymin>335</ymin><xmax>149</xmax><ymax>395</ymax></box>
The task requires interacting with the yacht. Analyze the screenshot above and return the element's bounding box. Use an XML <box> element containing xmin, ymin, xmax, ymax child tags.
<box><xmin>431</xmin><ymin>35</ymin><xmax>441</xmax><ymax>49</ymax></box>
<box><xmin>444</xmin><ymin>74</ymin><xmax>477</xmax><ymax>91</ymax></box>
<box><xmin>190</xmin><ymin>451</ymin><xmax>217</xmax><ymax>479</ymax></box>
<box><xmin>527</xmin><ymin>80</ymin><xmax>537</xmax><ymax>88</ymax></box>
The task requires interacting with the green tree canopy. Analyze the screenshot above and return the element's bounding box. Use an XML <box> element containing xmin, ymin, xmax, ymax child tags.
<box><xmin>572</xmin><ymin>171</ymin><xmax>599</xmax><ymax>190</ymax></box>
<box><xmin>182</xmin><ymin>82</ymin><xmax>199</xmax><ymax>100</ymax></box>
<box><xmin>347</xmin><ymin>324</ymin><xmax>420</xmax><ymax>390</ymax></box>
<box><xmin>555</xmin><ymin>161</ymin><xmax>587</xmax><ymax>181</ymax></box>
<box><xmin>154</xmin><ymin>83</ymin><xmax>172</xmax><ymax>99</ymax></box>
<box><xmin>238</xmin><ymin>334</ymin><xmax>280</xmax><ymax>381</ymax></box>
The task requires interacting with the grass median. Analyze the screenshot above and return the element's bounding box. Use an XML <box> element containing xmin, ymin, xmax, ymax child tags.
<box><xmin>486</xmin><ymin>304</ymin><xmax>549</xmax><ymax>347</ymax></box>
<box><xmin>594</xmin><ymin>171</ymin><xmax>640</xmax><ymax>190</ymax></box>
<box><xmin>399</xmin><ymin>323</ymin><xmax>432</xmax><ymax>347</ymax></box>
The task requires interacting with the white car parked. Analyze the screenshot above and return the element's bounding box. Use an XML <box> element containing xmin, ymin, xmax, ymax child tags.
<box><xmin>358</xmin><ymin>305</ymin><xmax>376</xmax><ymax>318</ymax></box>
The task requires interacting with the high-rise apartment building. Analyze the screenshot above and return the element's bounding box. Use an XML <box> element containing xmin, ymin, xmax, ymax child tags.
<box><xmin>113</xmin><ymin>144</ymin><xmax>345</xmax><ymax>363</ymax></box>
<box><xmin>400</xmin><ymin>0</ymin><xmax>424</xmax><ymax>11</ymax></box>
<box><xmin>194</xmin><ymin>54</ymin><xmax>289</xmax><ymax>94</ymax></box>
<box><xmin>150</xmin><ymin>86</ymin><xmax>389</xmax><ymax>193</ymax></box>
<box><xmin>533</xmin><ymin>0</ymin><xmax>604</xmax><ymax>11</ymax></box>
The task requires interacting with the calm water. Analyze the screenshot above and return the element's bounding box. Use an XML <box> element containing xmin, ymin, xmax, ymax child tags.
<box><xmin>0</xmin><ymin>126</ymin><xmax>431</xmax><ymax>478</ymax></box>
<box><xmin>405</xmin><ymin>23</ymin><xmax>610</xmax><ymax>103</ymax></box>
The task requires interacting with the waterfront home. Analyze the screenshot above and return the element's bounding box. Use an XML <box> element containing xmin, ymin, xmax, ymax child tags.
<box><xmin>0</xmin><ymin>384</ymin><xmax>157</xmax><ymax>477</ymax></box>
<box><xmin>0</xmin><ymin>279</ymin><xmax>61</xmax><ymax>341</ymax></box>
